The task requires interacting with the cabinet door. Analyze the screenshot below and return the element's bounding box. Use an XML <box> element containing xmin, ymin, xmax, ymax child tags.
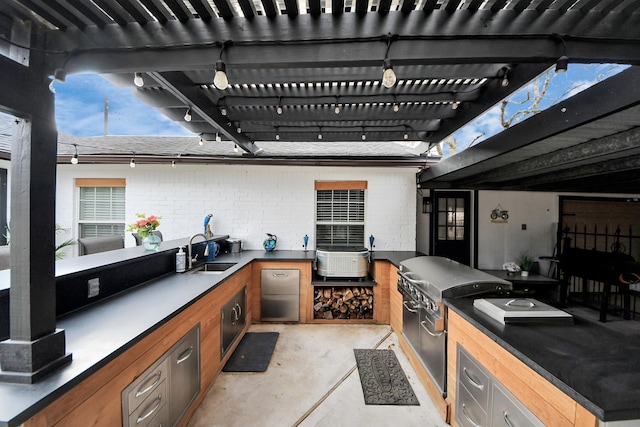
<box><xmin>235</xmin><ymin>287</ymin><xmax>247</xmax><ymax>332</ymax></box>
<box><xmin>221</xmin><ymin>297</ymin><xmax>237</xmax><ymax>357</ymax></box>
<box><xmin>169</xmin><ymin>326</ymin><xmax>200</xmax><ymax>427</ymax></box>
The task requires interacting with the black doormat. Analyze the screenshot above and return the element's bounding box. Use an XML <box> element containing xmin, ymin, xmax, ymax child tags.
<box><xmin>354</xmin><ymin>349</ymin><xmax>420</xmax><ymax>405</ymax></box>
<box><xmin>222</xmin><ymin>332</ymin><xmax>279</xmax><ymax>372</ymax></box>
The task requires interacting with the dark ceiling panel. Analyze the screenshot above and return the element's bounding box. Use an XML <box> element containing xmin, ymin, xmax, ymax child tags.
<box><xmin>91</xmin><ymin>0</ymin><xmax>133</xmax><ymax>25</ymax></box>
<box><xmin>261</xmin><ymin>0</ymin><xmax>278</xmax><ymax>17</ymax></box>
<box><xmin>211</xmin><ymin>0</ymin><xmax>235</xmax><ymax>18</ymax></box>
<box><xmin>162</xmin><ymin>0</ymin><xmax>192</xmax><ymax>20</ymax></box>
<box><xmin>282</xmin><ymin>0</ymin><xmax>298</xmax><ymax>16</ymax></box>
<box><xmin>188</xmin><ymin>0</ymin><xmax>217</xmax><ymax>19</ymax></box>
<box><xmin>115</xmin><ymin>0</ymin><xmax>155</xmax><ymax>24</ymax></box>
<box><xmin>138</xmin><ymin>0</ymin><xmax>173</xmax><ymax>22</ymax></box>
<box><xmin>65</xmin><ymin>0</ymin><xmax>111</xmax><ymax>27</ymax></box>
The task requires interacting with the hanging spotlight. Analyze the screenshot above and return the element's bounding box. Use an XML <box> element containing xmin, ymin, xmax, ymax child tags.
<box><xmin>184</xmin><ymin>108</ymin><xmax>192</xmax><ymax>122</ymax></box>
<box><xmin>403</xmin><ymin>128</ymin><xmax>409</xmax><ymax>140</ymax></box>
<box><xmin>199</xmin><ymin>136</ymin><xmax>204</xmax><ymax>146</ymax></box>
<box><xmin>361</xmin><ymin>128</ymin><xmax>367</xmax><ymax>141</ymax></box>
<box><xmin>220</xmin><ymin>106</ymin><xmax>227</xmax><ymax>116</ymax></box>
<box><xmin>381</xmin><ymin>34</ymin><xmax>397</xmax><ymax>89</ymax></box>
<box><xmin>236</xmin><ymin>123</ymin><xmax>242</xmax><ymax>133</ymax></box>
<box><xmin>213</xmin><ymin>42</ymin><xmax>230</xmax><ymax>90</ymax></box>
<box><xmin>334</xmin><ymin>96</ymin><xmax>341</xmax><ymax>114</ymax></box>
<box><xmin>215</xmin><ymin>132</ymin><xmax>221</xmax><ymax>142</ymax></box>
<box><xmin>234</xmin><ymin>144</ymin><xmax>239</xmax><ymax>153</ymax></box>
<box><xmin>133</xmin><ymin>72</ymin><xmax>144</xmax><ymax>87</ymax></box>
<box><xmin>70</xmin><ymin>144</ymin><xmax>79</xmax><ymax>164</ymax></box>
<box><xmin>129</xmin><ymin>157</ymin><xmax>136</xmax><ymax>168</ymax></box>
<box><xmin>501</xmin><ymin>68</ymin><xmax>510</xmax><ymax>87</ymax></box>
<box><xmin>452</xmin><ymin>101</ymin><xmax>460</xmax><ymax>110</ymax></box>
<box><xmin>318</xmin><ymin>127</ymin><xmax>323</xmax><ymax>140</ymax></box>
<box><xmin>275</xmin><ymin>126</ymin><xmax>280</xmax><ymax>141</ymax></box>
<box><xmin>393</xmin><ymin>102</ymin><xmax>400</xmax><ymax>113</ymax></box>
<box><xmin>171</xmin><ymin>160</ymin><xmax>177</xmax><ymax>168</ymax></box>
<box><xmin>555</xmin><ymin>55</ymin><xmax>569</xmax><ymax>73</ymax></box>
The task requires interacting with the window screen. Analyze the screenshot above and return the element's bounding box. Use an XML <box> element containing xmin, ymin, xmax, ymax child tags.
<box><xmin>78</xmin><ymin>187</ymin><xmax>125</xmax><ymax>238</ymax></box>
<box><xmin>316</xmin><ymin>189</ymin><xmax>365</xmax><ymax>246</ymax></box>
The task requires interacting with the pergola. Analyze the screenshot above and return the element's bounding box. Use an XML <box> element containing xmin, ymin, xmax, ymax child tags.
<box><xmin>1</xmin><ymin>0</ymin><xmax>639</xmax><ymax>380</ymax></box>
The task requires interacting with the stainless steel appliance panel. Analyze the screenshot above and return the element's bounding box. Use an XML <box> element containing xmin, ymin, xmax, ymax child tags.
<box><xmin>418</xmin><ymin>307</ymin><xmax>446</xmax><ymax>394</ymax></box>
<box><xmin>261</xmin><ymin>269</ymin><xmax>300</xmax><ymax>321</ymax></box>
<box><xmin>401</xmin><ymin>291</ymin><xmax>421</xmax><ymax>353</ymax></box>
<box><xmin>458</xmin><ymin>346</ymin><xmax>490</xmax><ymax>408</ymax></box>
<box><xmin>490</xmin><ymin>382</ymin><xmax>545</xmax><ymax>427</ymax></box>
<box><xmin>457</xmin><ymin>384</ymin><xmax>488</xmax><ymax>427</ymax></box>
<box><xmin>169</xmin><ymin>326</ymin><xmax>200</xmax><ymax>427</ymax></box>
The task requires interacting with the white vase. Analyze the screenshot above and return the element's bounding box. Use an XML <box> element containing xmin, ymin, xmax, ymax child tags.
<box><xmin>521</xmin><ymin>271</ymin><xmax>529</xmax><ymax>277</ymax></box>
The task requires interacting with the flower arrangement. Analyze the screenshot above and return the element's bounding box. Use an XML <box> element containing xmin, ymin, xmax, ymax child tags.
<box><xmin>126</xmin><ymin>213</ymin><xmax>161</xmax><ymax>238</ymax></box>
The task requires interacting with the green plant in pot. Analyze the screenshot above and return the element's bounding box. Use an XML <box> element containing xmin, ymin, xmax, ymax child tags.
<box><xmin>518</xmin><ymin>254</ymin><xmax>535</xmax><ymax>277</ymax></box>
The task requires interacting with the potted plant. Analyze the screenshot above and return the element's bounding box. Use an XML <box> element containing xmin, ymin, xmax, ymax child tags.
<box><xmin>518</xmin><ymin>254</ymin><xmax>535</xmax><ymax>277</ymax></box>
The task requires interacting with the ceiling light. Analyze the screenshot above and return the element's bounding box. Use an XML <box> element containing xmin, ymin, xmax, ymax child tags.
<box><xmin>220</xmin><ymin>106</ymin><xmax>227</xmax><ymax>116</ymax></box>
<box><xmin>334</xmin><ymin>104</ymin><xmax>341</xmax><ymax>114</ymax></box>
<box><xmin>236</xmin><ymin>124</ymin><xmax>241</xmax><ymax>133</ymax></box>
<box><xmin>393</xmin><ymin>102</ymin><xmax>399</xmax><ymax>113</ymax></box>
<box><xmin>555</xmin><ymin>55</ymin><xmax>569</xmax><ymax>73</ymax></box>
<box><xmin>275</xmin><ymin>132</ymin><xmax>280</xmax><ymax>140</ymax></box>
<box><xmin>277</xmin><ymin>97</ymin><xmax>283</xmax><ymax>115</ymax></box>
<box><xmin>501</xmin><ymin>68</ymin><xmax>510</xmax><ymax>87</ymax></box>
<box><xmin>199</xmin><ymin>137</ymin><xmax>204</xmax><ymax>146</ymax></box>
<box><xmin>129</xmin><ymin>158</ymin><xmax>136</xmax><ymax>168</ymax></box>
<box><xmin>382</xmin><ymin>59</ymin><xmax>396</xmax><ymax>89</ymax></box>
<box><xmin>452</xmin><ymin>101</ymin><xmax>460</xmax><ymax>110</ymax></box>
<box><xmin>381</xmin><ymin>34</ymin><xmax>397</xmax><ymax>89</ymax></box>
<box><xmin>215</xmin><ymin>132</ymin><xmax>221</xmax><ymax>142</ymax></box>
<box><xmin>214</xmin><ymin>60</ymin><xmax>229</xmax><ymax>90</ymax></box>
<box><xmin>133</xmin><ymin>72</ymin><xmax>144</xmax><ymax>87</ymax></box>
<box><xmin>318</xmin><ymin>133</ymin><xmax>323</xmax><ymax>140</ymax></box>
<box><xmin>70</xmin><ymin>144</ymin><xmax>78</xmax><ymax>164</ymax></box>
<box><xmin>184</xmin><ymin>108</ymin><xmax>192</xmax><ymax>122</ymax></box>
<box><xmin>403</xmin><ymin>130</ymin><xmax>409</xmax><ymax>140</ymax></box>
<box><xmin>171</xmin><ymin>160</ymin><xmax>176</xmax><ymax>168</ymax></box>
<box><xmin>361</xmin><ymin>130</ymin><xmax>367</xmax><ymax>141</ymax></box>
<box><xmin>234</xmin><ymin>144</ymin><xmax>239</xmax><ymax>153</ymax></box>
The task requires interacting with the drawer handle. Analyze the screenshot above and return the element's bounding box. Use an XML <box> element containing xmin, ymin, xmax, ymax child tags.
<box><xmin>461</xmin><ymin>403</ymin><xmax>482</xmax><ymax>427</ymax></box>
<box><xmin>136</xmin><ymin>394</ymin><xmax>162</xmax><ymax>424</ymax></box>
<box><xmin>272</xmin><ymin>273</ymin><xmax>288</xmax><ymax>277</ymax></box>
<box><xmin>135</xmin><ymin>370</ymin><xmax>162</xmax><ymax>398</ymax></box>
<box><xmin>463</xmin><ymin>367</ymin><xmax>485</xmax><ymax>391</ymax></box>
<box><xmin>420</xmin><ymin>320</ymin><xmax>443</xmax><ymax>337</ymax></box>
<box><xmin>402</xmin><ymin>301</ymin><xmax>418</xmax><ymax>313</ymax></box>
<box><xmin>502</xmin><ymin>411</ymin><xmax>515</xmax><ymax>427</ymax></box>
<box><xmin>176</xmin><ymin>346</ymin><xmax>194</xmax><ymax>364</ymax></box>
<box><xmin>235</xmin><ymin>302</ymin><xmax>242</xmax><ymax>318</ymax></box>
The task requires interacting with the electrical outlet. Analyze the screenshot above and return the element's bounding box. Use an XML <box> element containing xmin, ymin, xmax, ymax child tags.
<box><xmin>522</xmin><ymin>224</ymin><xmax>527</xmax><ymax>230</ymax></box>
<box><xmin>88</xmin><ymin>278</ymin><xmax>100</xmax><ymax>298</ymax></box>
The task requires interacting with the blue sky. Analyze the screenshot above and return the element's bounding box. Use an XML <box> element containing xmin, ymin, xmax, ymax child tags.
<box><xmin>53</xmin><ymin>74</ymin><xmax>192</xmax><ymax>137</ymax></box>
<box><xmin>52</xmin><ymin>64</ymin><xmax>627</xmax><ymax>154</ymax></box>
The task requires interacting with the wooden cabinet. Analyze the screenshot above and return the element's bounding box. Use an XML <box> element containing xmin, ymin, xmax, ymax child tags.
<box><xmin>122</xmin><ymin>325</ymin><xmax>200</xmax><ymax>427</ymax></box>
<box><xmin>447</xmin><ymin>309</ymin><xmax>598</xmax><ymax>427</ymax></box>
<box><xmin>221</xmin><ymin>287</ymin><xmax>246</xmax><ymax>358</ymax></box>
<box><xmin>456</xmin><ymin>344</ymin><xmax>543</xmax><ymax>427</ymax></box>
<box><xmin>25</xmin><ymin>264</ymin><xmax>252</xmax><ymax>427</ymax></box>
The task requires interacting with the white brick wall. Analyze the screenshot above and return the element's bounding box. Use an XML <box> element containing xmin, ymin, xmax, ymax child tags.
<box><xmin>56</xmin><ymin>163</ymin><xmax>419</xmax><ymax>255</ymax></box>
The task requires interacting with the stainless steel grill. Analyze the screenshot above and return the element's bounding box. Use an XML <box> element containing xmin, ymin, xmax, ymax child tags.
<box><xmin>397</xmin><ymin>256</ymin><xmax>511</xmax><ymax>396</ymax></box>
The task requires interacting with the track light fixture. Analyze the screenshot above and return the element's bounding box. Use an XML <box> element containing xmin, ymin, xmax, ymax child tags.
<box><xmin>555</xmin><ymin>55</ymin><xmax>569</xmax><ymax>73</ymax></box>
<box><xmin>70</xmin><ymin>144</ymin><xmax>78</xmax><ymax>164</ymax></box>
<box><xmin>213</xmin><ymin>41</ymin><xmax>230</xmax><ymax>90</ymax></box>
<box><xmin>381</xmin><ymin>34</ymin><xmax>397</xmax><ymax>89</ymax></box>
<box><xmin>133</xmin><ymin>72</ymin><xmax>144</xmax><ymax>87</ymax></box>
<box><xmin>184</xmin><ymin>108</ymin><xmax>192</xmax><ymax>122</ymax></box>
<box><xmin>501</xmin><ymin>67</ymin><xmax>510</xmax><ymax>87</ymax></box>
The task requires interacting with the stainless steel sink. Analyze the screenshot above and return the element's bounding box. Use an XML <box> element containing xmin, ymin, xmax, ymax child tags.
<box><xmin>189</xmin><ymin>262</ymin><xmax>237</xmax><ymax>274</ymax></box>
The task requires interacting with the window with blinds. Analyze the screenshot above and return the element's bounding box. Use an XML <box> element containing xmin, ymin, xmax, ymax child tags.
<box><xmin>316</xmin><ymin>189</ymin><xmax>365</xmax><ymax>246</ymax></box>
<box><xmin>78</xmin><ymin>186</ymin><xmax>126</xmax><ymax>238</ymax></box>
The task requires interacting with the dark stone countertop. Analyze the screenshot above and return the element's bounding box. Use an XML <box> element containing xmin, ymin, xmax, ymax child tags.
<box><xmin>0</xmin><ymin>247</ymin><xmax>418</xmax><ymax>426</ymax></box>
<box><xmin>446</xmin><ymin>297</ymin><xmax>640</xmax><ymax>422</ymax></box>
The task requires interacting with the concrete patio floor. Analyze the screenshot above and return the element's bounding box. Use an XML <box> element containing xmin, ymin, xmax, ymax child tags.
<box><xmin>188</xmin><ymin>323</ymin><xmax>449</xmax><ymax>427</ymax></box>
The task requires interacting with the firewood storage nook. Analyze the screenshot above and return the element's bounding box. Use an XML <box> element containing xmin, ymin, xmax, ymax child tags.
<box><xmin>313</xmin><ymin>286</ymin><xmax>374</xmax><ymax>320</ymax></box>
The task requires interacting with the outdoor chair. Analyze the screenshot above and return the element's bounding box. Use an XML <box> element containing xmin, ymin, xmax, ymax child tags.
<box><xmin>78</xmin><ymin>236</ymin><xmax>125</xmax><ymax>256</ymax></box>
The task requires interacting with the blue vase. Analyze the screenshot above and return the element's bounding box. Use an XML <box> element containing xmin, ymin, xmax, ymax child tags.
<box><xmin>142</xmin><ymin>234</ymin><xmax>161</xmax><ymax>251</ymax></box>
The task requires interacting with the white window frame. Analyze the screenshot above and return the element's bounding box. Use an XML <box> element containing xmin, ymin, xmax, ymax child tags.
<box><xmin>315</xmin><ymin>181</ymin><xmax>367</xmax><ymax>247</ymax></box>
<box><xmin>75</xmin><ymin>178</ymin><xmax>126</xmax><ymax>239</ymax></box>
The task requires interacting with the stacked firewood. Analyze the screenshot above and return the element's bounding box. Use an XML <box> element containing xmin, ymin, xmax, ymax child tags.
<box><xmin>313</xmin><ymin>286</ymin><xmax>374</xmax><ymax>319</ymax></box>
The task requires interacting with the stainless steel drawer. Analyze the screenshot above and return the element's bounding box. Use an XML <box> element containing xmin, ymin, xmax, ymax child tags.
<box><xmin>125</xmin><ymin>358</ymin><xmax>169</xmax><ymax>416</ymax></box>
<box><xmin>490</xmin><ymin>382</ymin><xmax>544</xmax><ymax>427</ymax></box>
<box><xmin>128</xmin><ymin>379</ymin><xmax>168</xmax><ymax>427</ymax></box>
<box><xmin>457</xmin><ymin>383</ymin><xmax>488</xmax><ymax>427</ymax></box>
<box><xmin>261</xmin><ymin>269</ymin><xmax>300</xmax><ymax>294</ymax></box>
<box><xmin>458</xmin><ymin>346</ymin><xmax>491</xmax><ymax>409</ymax></box>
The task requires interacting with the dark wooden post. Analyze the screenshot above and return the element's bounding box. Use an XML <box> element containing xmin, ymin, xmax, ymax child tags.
<box><xmin>0</xmin><ymin>14</ymin><xmax>71</xmax><ymax>383</ymax></box>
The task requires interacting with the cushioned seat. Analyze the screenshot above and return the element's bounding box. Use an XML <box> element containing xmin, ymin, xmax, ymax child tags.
<box><xmin>131</xmin><ymin>230</ymin><xmax>163</xmax><ymax>246</ymax></box>
<box><xmin>78</xmin><ymin>236</ymin><xmax>124</xmax><ymax>256</ymax></box>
